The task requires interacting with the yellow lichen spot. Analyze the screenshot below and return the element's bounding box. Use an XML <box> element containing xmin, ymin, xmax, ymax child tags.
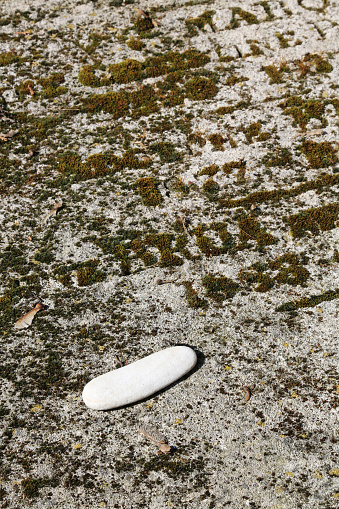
<box><xmin>323</xmin><ymin>352</ymin><xmax>329</xmax><ymax>357</ymax></box>
<box><xmin>167</xmin><ymin>501</ymin><xmax>173</xmax><ymax>507</ymax></box>
<box><xmin>257</xmin><ymin>421</ymin><xmax>265</xmax><ymax>427</ymax></box>
<box><xmin>283</xmin><ymin>342</ymin><xmax>289</xmax><ymax>348</ymax></box>
<box><xmin>146</xmin><ymin>401</ymin><xmax>153</xmax><ymax>409</ymax></box>
<box><xmin>334</xmin><ymin>493</ymin><xmax>339</xmax><ymax>499</ymax></box>
<box><xmin>199</xmin><ymin>310</ymin><xmax>206</xmax><ymax>315</ymax></box>
<box><xmin>280</xmin><ymin>434</ymin><xmax>285</xmax><ymax>438</ymax></box>
<box><xmin>174</xmin><ymin>418</ymin><xmax>183</xmax><ymax>425</ymax></box>
<box><xmin>224</xmin><ymin>365</ymin><xmax>232</xmax><ymax>371</ymax></box>
<box><xmin>330</xmin><ymin>469</ymin><xmax>339</xmax><ymax>476</ymax></box>
<box><xmin>256</xmin><ymin>357</ymin><xmax>262</xmax><ymax>361</ymax></box>
<box><xmin>275</xmin><ymin>486</ymin><xmax>282</xmax><ymax>494</ymax></box>
<box><xmin>313</xmin><ymin>470</ymin><xmax>322</xmax><ymax>479</ymax></box>
<box><xmin>30</xmin><ymin>405</ymin><xmax>42</xmax><ymax>413</ymax></box>
<box><xmin>300</xmin><ymin>434</ymin><xmax>307</xmax><ymax>438</ymax></box>
<box><xmin>286</xmin><ymin>472</ymin><xmax>294</xmax><ymax>477</ymax></box>
<box><xmin>291</xmin><ymin>392</ymin><xmax>300</xmax><ymax>398</ymax></box>
<box><xmin>73</xmin><ymin>443</ymin><xmax>81</xmax><ymax>450</ymax></box>
<box><xmin>124</xmin><ymin>297</ymin><xmax>132</xmax><ymax>304</ymax></box>
<box><xmin>98</xmin><ymin>345</ymin><xmax>105</xmax><ymax>352</ymax></box>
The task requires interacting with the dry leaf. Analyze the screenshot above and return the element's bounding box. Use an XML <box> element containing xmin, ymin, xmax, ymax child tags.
<box><xmin>27</xmin><ymin>84</ymin><xmax>34</xmax><ymax>96</ymax></box>
<box><xmin>41</xmin><ymin>202</ymin><xmax>63</xmax><ymax>225</ymax></box>
<box><xmin>14</xmin><ymin>302</ymin><xmax>45</xmax><ymax>330</ymax></box>
<box><xmin>137</xmin><ymin>9</ymin><xmax>149</xmax><ymax>18</ymax></box>
<box><xmin>137</xmin><ymin>425</ymin><xmax>171</xmax><ymax>454</ymax></box>
<box><xmin>293</xmin><ymin>129</ymin><xmax>325</xmax><ymax>139</ymax></box>
<box><xmin>0</xmin><ymin>130</ymin><xmax>18</xmax><ymax>141</ymax></box>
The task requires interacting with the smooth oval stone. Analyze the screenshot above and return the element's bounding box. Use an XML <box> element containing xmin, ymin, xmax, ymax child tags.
<box><xmin>82</xmin><ymin>346</ymin><xmax>197</xmax><ymax>410</ymax></box>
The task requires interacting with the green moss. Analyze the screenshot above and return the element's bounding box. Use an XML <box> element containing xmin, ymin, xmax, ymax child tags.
<box><xmin>332</xmin><ymin>99</ymin><xmax>339</xmax><ymax>115</ymax></box>
<box><xmin>134</xmin><ymin>14</ymin><xmax>154</xmax><ymax>33</ymax></box>
<box><xmin>109</xmin><ymin>59</ymin><xmax>143</xmax><ymax>84</ymax></box>
<box><xmin>315</xmin><ymin>57</ymin><xmax>333</xmax><ymax>73</ymax></box>
<box><xmin>175</xmin><ymin>234</ymin><xmax>188</xmax><ymax>250</ymax></box>
<box><xmin>87</xmin><ymin>154</ymin><xmax>111</xmax><ymax>176</ymax></box>
<box><xmin>282</xmin><ymin>99</ymin><xmax>325</xmax><ymax>130</ymax></box>
<box><xmin>78</xmin><ymin>65</ymin><xmax>101</xmax><ymax>87</ymax></box>
<box><xmin>287</xmin><ymin>203</ymin><xmax>339</xmax><ymax>238</ymax></box>
<box><xmin>199</xmin><ymin>164</ymin><xmax>219</xmax><ymax>176</ymax></box>
<box><xmin>249</xmin><ymin>43</ymin><xmax>264</xmax><ymax>56</ymax></box>
<box><xmin>83</xmin><ymin>90</ymin><xmax>130</xmax><ymax>117</ymax></box>
<box><xmin>159</xmin><ymin>249</ymin><xmax>183</xmax><ymax>267</ymax></box>
<box><xmin>202</xmin><ymin>178</ymin><xmax>220</xmax><ymax>201</ymax></box>
<box><xmin>130</xmin><ymin>84</ymin><xmax>159</xmax><ymax>116</ymax></box>
<box><xmin>77</xmin><ymin>259</ymin><xmax>105</xmax><ymax>286</ymax></box>
<box><xmin>136</xmin><ymin>177</ymin><xmax>162</xmax><ymax>206</ymax></box>
<box><xmin>244</xmin><ymin>122</ymin><xmax>262</xmax><ymax>143</ymax></box>
<box><xmin>238</xmin><ymin>215</ymin><xmax>277</xmax><ymax>246</ymax></box>
<box><xmin>188</xmin><ymin>132</ymin><xmax>206</xmax><ymax>147</ymax></box>
<box><xmin>219</xmin><ymin>172</ymin><xmax>339</xmax><ymax>209</ymax></box>
<box><xmin>277</xmin><ymin>289</ymin><xmax>339</xmax><ymax>312</ymax></box>
<box><xmin>0</xmin><ymin>51</ymin><xmax>20</xmax><ymax>66</ymax></box>
<box><xmin>145</xmin><ymin>233</ymin><xmax>174</xmax><ymax>251</ymax></box>
<box><xmin>276</xmin><ymin>33</ymin><xmax>289</xmax><ymax>48</ymax></box>
<box><xmin>184</xmin><ymin>77</ymin><xmax>218</xmax><ymax>101</ymax></box>
<box><xmin>208</xmin><ymin>133</ymin><xmax>225</xmax><ymax>150</ymax></box>
<box><xmin>39</xmin><ymin>72</ymin><xmax>67</xmax><ymax>98</ymax></box>
<box><xmin>275</xmin><ymin>264</ymin><xmax>310</xmax><ymax>286</ymax></box>
<box><xmin>202</xmin><ymin>274</ymin><xmax>239</xmax><ymax>303</ymax></box>
<box><xmin>229</xmin><ymin>8</ymin><xmax>259</xmax><ymax>28</ymax></box>
<box><xmin>195</xmin><ymin>234</ymin><xmax>222</xmax><ymax>257</ymax></box>
<box><xmin>222</xmin><ymin>160</ymin><xmax>246</xmax><ymax>174</ymax></box>
<box><xmin>58</xmin><ymin>152</ymin><xmax>92</xmax><ymax>179</ymax></box>
<box><xmin>263</xmin><ymin>62</ymin><xmax>288</xmax><ymax>84</ymax></box>
<box><xmin>225</xmin><ymin>75</ymin><xmax>249</xmax><ymax>86</ymax></box>
<box><xmin>127</xmin><ymin>37</ymin><xmax>145</xmax><ymax>51</ymax></box>
<box><xmin>182</xmin><ymin>281</ymin><xmax>207</xmax><ymax>308</ymax></box>
<box><xmin>150</xmin><ymin>141</ymin><xmax>180</xmax><ymax>163</ymax></box>
<box><xmin>239</xmin><ymin>253</ymin><xmax>309</xmax><ymax>293</ymax></box>
<box><xmin>184</xmin><ymin>10</ymin><xmax>215</xmax><ymax>31</ymax></box>
<box><xmin>263</xmin><ymin>147</ymin><xmax>293</xmax><ymax>167</ymax></box>
<box><xmin>15</xmin><ymin>80</ymin><xmax>35</xmax><ymax>100</ymax></box>
<box><xmin>301</xmin><ymin>140</ymin><xmax>337</xmax><ymax>168</ymax></box>
<box><xmin>283</xmin><ymin>106</ymin><xmax>309</xmax><ymax>130</ymax></box>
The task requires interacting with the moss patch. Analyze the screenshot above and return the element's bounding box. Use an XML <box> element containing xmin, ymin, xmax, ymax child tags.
<box><xmin>136</xmin><ymin>177</ymin><xmax>162</xmax><ymax>206</ymax></box>
<box><xmin>286</xmin><ymin>203</ymin><xmax>339</xmax><ymax>238</ymax></box>
<box><xmin>301</xmin><ymin>141</ymin><xmax>337</xmax><ymax>168</ymax></box>
<box><xmin>202</xmin><ymin>275</ymin><xmax>239</xmax><ymax>303</ymax></box>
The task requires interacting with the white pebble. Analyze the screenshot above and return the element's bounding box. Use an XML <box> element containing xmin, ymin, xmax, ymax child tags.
<box><xmin>82</xmin><ymin>346</ymin><xmax>197</xmax><ymax>410</ymax></box>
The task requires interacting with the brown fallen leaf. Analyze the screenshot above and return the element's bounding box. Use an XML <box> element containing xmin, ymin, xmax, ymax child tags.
<box><xmin>41</xmin><ymin>202</ymin><xmax>63</xmax><ymax>225</ymax></box>
<box><xmin>0</xmin><ymin>130</ymin><xmax>18</xmax><ymax>141</ymax></box>
<box><xmin>14</xmin><ymin>302</ymin><xmax>45</xmax><ymax>330</ymax></box>
<box><xmin>137</xmin><ymin>8</ymin><xmax>149</xmax><ymax>18</ymax></box>
<box><xmin>137</xmin><ymin>425</ymin><xmax>171</xmax><ymax>454</ymax></box>
<box><xmin>27</xmin><ymin>83</ymin><xmax>34</xmax><ymax>96</ymax></box>
<box><xmin>292</xmin><ymin>129</ymin><xmax>326</xmax><ymax>139</ymax></box>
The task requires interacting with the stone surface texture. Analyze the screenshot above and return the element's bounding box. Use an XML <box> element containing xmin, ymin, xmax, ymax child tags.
<box><xmin>0</xmin><ymin>0</ymin><xmax>339</xmax><ymax>508</ymax></box>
